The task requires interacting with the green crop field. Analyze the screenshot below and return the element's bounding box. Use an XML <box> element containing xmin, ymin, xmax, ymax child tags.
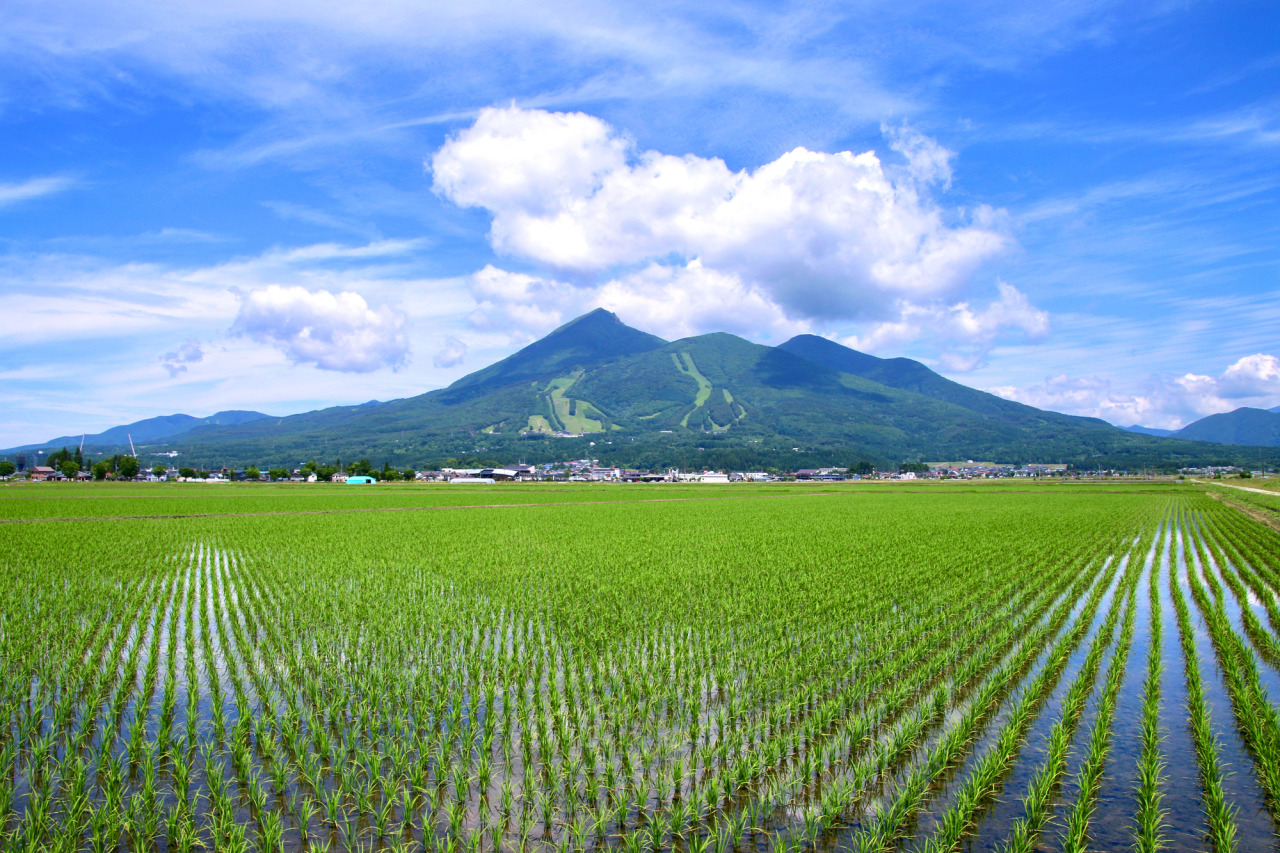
<box><xmin>1</xmin><ymin>480</ymin><xmax>1279</xmax><ymax>852</ymax></box>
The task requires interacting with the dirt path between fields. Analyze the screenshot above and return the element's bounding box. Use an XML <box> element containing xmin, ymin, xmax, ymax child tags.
<box><xmin>1194</xmin><ymin>479</ymin><xmax>1280</xmax><ymax>496</ymax></box>
<box><xmin>1197</xmin><ymin>481</ymin><xmax>1280</xmax><ymax>534</ymax></box>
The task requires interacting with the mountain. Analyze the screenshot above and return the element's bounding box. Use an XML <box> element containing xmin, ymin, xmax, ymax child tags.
<box><xmin>777</xmin><ymin>334</ymin><xmax>1110</xmax><ymax>428</ymax></box>
<box><xmin>1174</xmin><ymin>407</ymin><xmax>1280</xmax><ymax>447</ymax></box>
<box><xmin>4</xmin><ymin>310</ymin><xmax>1266</xmax><ymax>470</ymax></box>
<box><xmin>1124</xmin><ymin>425</ymin><xmax>1175</xmax><ymax>437</ymax></box>
<box><xmin>1272</xmin><ymin>406</ymin><xmax>1280</xmax><ymax>414</ymax></box>
<box><xmin>440</xmin><ymin>308</ymin><xmax>667</xmax><ymax>401</ymax></box>
<box><xmin>3</xmin><ymin>410</ymin><xmax>272</xmax><ymax>454</ymax></box>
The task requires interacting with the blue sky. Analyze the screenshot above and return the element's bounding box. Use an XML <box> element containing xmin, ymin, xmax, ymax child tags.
<box><xmin>3</xmin><ymin>0</ymin><xmax>1279</xmax><ymax>446</ymax></box>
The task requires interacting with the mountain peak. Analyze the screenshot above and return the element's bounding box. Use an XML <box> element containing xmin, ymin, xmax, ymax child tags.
<box><xmin>540</xmin><ymin>308</ymin><xmax>629</xmax><ymax>340</ymax></box>
<box><xmin>443</xmin><ymin>308</ymin><xmax>667</xmax><ymax>397</ymax></box>
<box><xmin>564</xmin><ymin>306</ymin><xmax>619</xmax><ymax>324</ymax></box>
<box><xmin>779</xmin><ymin>334</ymin><xmax>884</xmax><ymax>374</ymax></box>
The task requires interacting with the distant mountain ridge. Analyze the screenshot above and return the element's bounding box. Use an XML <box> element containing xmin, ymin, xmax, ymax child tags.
<box><xmin>3</xmin><ymin>410</ymin><xmax>272</xmax><ymax>454</ymax></box>
<box><xmin>3</xmin><ymin>311</ymin><xmax>1267</xmax><ymax>469</ymax></box>
<box><xmin>1123</xmin><ymin>425</ymin><xmax>1174</xmax><ymax>437</ymax></box>
<box><xmin>1173</xmin><ymin>407</ymin><xmax>1280</xmax><ymax>447</ymax></box>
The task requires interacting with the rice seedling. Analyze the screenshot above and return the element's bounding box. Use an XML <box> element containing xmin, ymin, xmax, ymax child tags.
<box><xmin>1004</xmin><ymin>544</ymin><xmax>1143</xmax><ymax>853</ymax></box>
<box><xmin>1184</xmin><ymin>515</ymin><xmax>1280</xmax><ymax>810</ymax></box>
<box><xmin>1133</xmin><ymin>523</ymin><xmax>1168</xmax><ymax>853</ymax></box>
<box><xmin>1059</xmin><ymin>570</ymin><xmax>1139</xmax><ymax>852</ymax></box>
<box><xmin>1169</xmin><ymin>513</ymin><xmax>1238</xmax><ymax>853</ymax></box>
<box><xmin>2</xmin><ymin>482</ymin><xmax>1273</xmax><ymax>852</ymax></box>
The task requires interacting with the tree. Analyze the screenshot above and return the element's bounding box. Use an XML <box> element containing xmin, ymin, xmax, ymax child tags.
<box><xmin>245</xmin><ymin>466</ymin><xmax>261</xmax><ymax>481</ymax></box>
<box><xmin>0</xmin><ymin>461</ymin><xmax>14</xmax><ymax>477</ymax></box>
<box><xmin>268</xmin><ymin>468</ymin><xmax>289</xmax><ymax>481</ymax></box>
<box><xmin>403</xmin><ymin>467</ymin><xmax>416</xmax><ymax>481</ymax></box>
<box><xmin>74</xmin><ymin>447</ymin><xmax>83</xmax><ymax>468</ymax></box>
<box><xmin>60</xmin><ymin>460</ymin><xmax>79</xmax><ymax>479</ymax></box>
<box><xmin>849</xmin><ymin>460</ymin><xmax>875</xmax><ymax>476</ymax></box>
<box><xmin>92</xmin><ymin>461</ymin><xmax>110</xmax><ymax>480</ymax></box>
<box><xmin>179</xmin><ymin>467</ymin><xmax>197</xmax><ymax>479</ymax></box>
<box><xmin>152</xmin><ymin>464</ymin><xmax>167</xmax><ymax>477</ymax></box>
<box><xmin>117</xmin><ymin>456</ymin><xmax>140</xmax><ymax>479</ymax></box>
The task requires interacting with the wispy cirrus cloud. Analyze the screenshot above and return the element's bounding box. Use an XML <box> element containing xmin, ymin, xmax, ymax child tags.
<box><xmin>0</xmin><ymin>175</ymin><xmax>75</xmax><ymax>208</ymax></box>
<box><xmin>0</xmin><ymin>237</ymin><xmax>477</xmax><ymax>446</ymax></box>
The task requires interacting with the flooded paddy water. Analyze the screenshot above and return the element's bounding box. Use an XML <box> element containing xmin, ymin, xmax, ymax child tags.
<box><xmin>1</xmin><ymin>480</ymin><xmax>1279</xmax><ymax>851</ymax></box>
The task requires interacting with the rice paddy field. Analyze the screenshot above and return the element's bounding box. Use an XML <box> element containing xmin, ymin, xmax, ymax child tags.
<box><xmin>1</xmin><ymin>479</ymin><xmax>1279</xmax><ymax>852</ymax></box>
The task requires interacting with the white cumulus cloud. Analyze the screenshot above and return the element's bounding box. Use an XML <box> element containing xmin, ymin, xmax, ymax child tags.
<box><xmin>1218</xmin><ymin>353</ymin><xmax>1280</xmax><ymax>399</ymax></box>
<box><xmin>432</xmin><ymin>106</ymin><xmax>1012</xmax><ymax>329</ymax></box>
<box><xmin>990</xmin><ymin>352</ymin><xmax>1280</xmax><ymax>430</ymax></box>
<box><xmin>467</xmin><ymin>265</ymin><xmax>579</xmax><ymax>341</ymax></box>
<box><xmin>462</xmin><ymin>260</ymin><xmax>808</xmax><ymax>344</ymax></box>
<box><xmin>594</xmin><ymin>261</ymin><xmax>808</xmax><ymax>342</ymax></box>
<box><xmin>232</xmin><ymin>284</ymin><xmax>409</xmax><ymax>372</ymax></box>
<box><xmin>846</xmin><ymin>280</ymin><xmax>1049</xmax><ymax>371</ymax></box>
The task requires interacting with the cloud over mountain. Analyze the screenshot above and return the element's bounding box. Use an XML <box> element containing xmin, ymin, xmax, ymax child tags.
<box><xmin>433</xmin><ymin>107</ymin><xmax>1011</xmax><ymax>321</ymax></box>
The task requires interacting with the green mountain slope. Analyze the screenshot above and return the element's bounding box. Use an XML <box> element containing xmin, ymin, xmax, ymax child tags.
<box><xmin>11</xmin><ymin>310</ymin><xmax>1270</xmax><ymax>470</ymax></box>
<box><xmin>777</xmin><ymin>333</ymin><xmax>1106</xmax><ymax>427</ymax></box>
<box><xmin>1174</xmin><ymin>407</ymin><xmax>1280</xmax><ymax>447</ymax></box>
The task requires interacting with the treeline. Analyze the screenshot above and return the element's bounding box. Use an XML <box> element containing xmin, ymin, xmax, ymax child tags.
<box><xmin>36</xmin><ymin>426</ymin><xmax>1271</xmax><ymax>475</ymax></box>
